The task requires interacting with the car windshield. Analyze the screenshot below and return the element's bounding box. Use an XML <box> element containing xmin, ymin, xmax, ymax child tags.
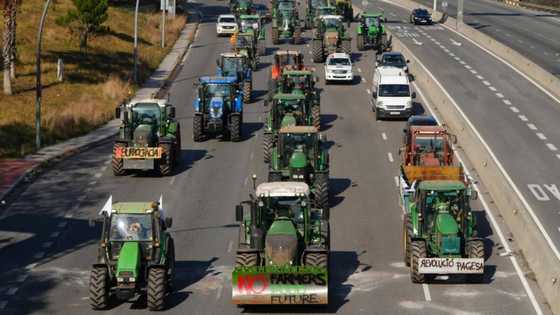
<box><xmin>206</xmin><ymin>83</ymin><xmax>231</xmax><ymax>97</ymax></box>
<box><xmin>382</xmin><ymin>55</ymin><xmax>406</xmax><ymax>67</ymax></box>
<box><xmin>414</xmin><ymin>135</ymin><xmax>444</xmax><ymax>153</ymax></box>
<box><xmin>109</xmin><ymin>214</ymin><xmax>153</xmax><ymax>241</ymax></box>
<box><xmin>323</xmin><ymin>18</ymin><xmax>340</xmax><ymax>28</ymax></box>
<box><xmin>328</xmin><ymin>57</ymin><xmax>351</xmax><ymax>66</ymax></box>
<box><xmin>223</xmin><ymin>57</ymin><xmax>243</xmax><ymax>74</ymax></box>
<box><xmin>132</xmin><ymin>103</ymin><xmax>160</xmax><ymax>125</ymax></box>
<box><xmin>220</xmin><ymin>17</ymin><xmax>236</xmax><ymax>23</ymax></box>
<box><xmin>415</xmin><ymin>9</ymin><xmax>429</xmax><ymax>16</ymax></box>
<box><xmin>379</xmin><ymin>84</ymin><xmax>410</xmax><ymax>97</ymax></box>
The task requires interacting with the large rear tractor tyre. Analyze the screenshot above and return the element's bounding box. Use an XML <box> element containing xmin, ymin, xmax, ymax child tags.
<box><xmin>304</xmin><ymin>252</ymin><xmax>328</xmax><ymax>268</ymax></box>
<box><xmin>236</xmin><ymin>252</ymin><xmax>259</xmax><ymax>267</ymax></box>
<box><xmin>112</xmin><ymin>143</ymin><xmax>126</xmax><ymax>176</ymax></box>
<box><xmin>272</xmin><ymin>27</ymin><xmax>279</xmax><ymax>45</ymax></box>
<box><xmin>314</xmin><ymin>173</ymin><xmax>329</xmax><ymax>216</ymax></box>
<box><xmin>403</xmin><ymin>215</ymin><xmax>413</xmax><ymax>266</ymax></box>
<box><xmin>147</xmin><ymin>268</ymin><xmax>167</xmax><ymax>311</ymax></box>
<box><xmin>410</xmin><ymin>241</ymin><xmax>427</xmax><ymax>283</ymax></box>
<box><xmin>263</xmin><ymin>133</ymin><xmax>273</xmax><ymax>163</ymax></box>
<box><xmin>268</xmin><ymin>172</ymin><xmax>282</xmax><ymax>182</ymax></box>
<box><xmin>159</xmin><ymin>143</ymin><xmax>174</xmax><ymax>176</ymax></box>
<box><xmin>312</xmin><ymin>105</ymin><xmax>321</xmax><ymax>130</ymax></box>
<box><xmin>467</xmin><ymin>240</ymin><xmax>485</xmax><ymax>283</ymax></box>
<box><xmin>342</xmin><ymin>39</ymin><xmax>351</xmax><ymax>55</ymax></box>
<box><xmin>312</xmin><ymin>40</ymin><xmax>324</xmax><ymax>63</ymax></box>
<box><xmin>193</xmin><ymin>115</ymin><xmax>203</xmax><ymax>142</ymax></box>
<box><xmin>167</xmin><ymin>238</ymin><xmax>176</xmax><ymax>290</ymax></box>
<box><xmin>230</xmin><ymin>114</ymin><xmax>242</xmax><ymax>142</ymax></box>
<box><xmin>243</xmin><ymin>81</ymin><xmax>252</xmax><ymax>104</ymax></box>
<box><xmin>292</xmin><ymin>28</ymin><xmax>302</xmax><ymax>45</ymax></box>
<box><xmin>89</xmin><ymin>267</ymin><xmax>109</xmax><ymax>310</ymax></box>
<box><xmin>357</xmin><ymin>34</ymin><xmax>365</xmax><ymax>51</ymax></box>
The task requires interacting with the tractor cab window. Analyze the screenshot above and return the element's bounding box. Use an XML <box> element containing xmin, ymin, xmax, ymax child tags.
<box><xmin>281</xmin><ymin>133</ymin><xmax>316</xmax><ymax>160</ymax></box>
<box><xmin>423</xmin><ymin>191</ymin><xmax>463</xmax><ymax>227</ymax></box>
<box><xmin>223</xmin><ymin>58</ymin><xmax>243</xmax><ymax>74</ymax></box>
<box><xmin>284</xmin><ymin>75</ymin><xmax>308</xmax><ymax>91</ymax></box>
<box><xmin>318</xmin><ymin>8</ymin><xmax>335</xmax><ymax>16</ymax></box>
<box><xmin>382</xmin><ymin>54</ymin><xmax>406</xmax><ymax>67</ymax></box>
<box><xmin>206</xmin><ymin>83</ymin><xmax>231</xmax><ymax>97</ymax></box>
<box><xmin>279</xmin><ymin>99</ymin><xmax>303</xmax><ymax>114</ymax></box>
<box><xmin>414</xmin><ymin>135</ymin><xmax>444</xmax><ymax>154</ymax></box>
<box><xmin>132</xmin><ymin>103</ymin><xmax>161</xmax><ymax>126</ymax></box>
<box><xmin>365</xmin><ymin>16</ymin><xmax>381</xmax><ymax>28</ymax></box>
<box><xmin>278</xmin><ymin>54</ymin><xmax>299</xmax><ymax>66</ymax></box>
<box><xmin>322</xmin><ymin>18</ymin><xmax>340</xmax><ymax>29</ymax></box>
<box><xmin>278</xmin><ymin>1</ymin><xmax>294</xmax><ymax>10</ymax></box>
<box><xmin>269</xmin><ymin>197</ymin><xmax>306</xmax><ymax>226</ymax></box>
<box><xmin>109</xmin><ymin>214</ymin><xmax>153</xmax><ymax>241</ymax></box>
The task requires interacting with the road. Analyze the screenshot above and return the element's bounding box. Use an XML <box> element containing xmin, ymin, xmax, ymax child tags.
<box><xmin>0</xmin><ymin>1</ymin><xmax>550</xmax><ymax>314</ymax></box>
<box><xmin>407</xmin><ymin>0</ymin><xmax>560</xmax><ymax>77</ymax></box>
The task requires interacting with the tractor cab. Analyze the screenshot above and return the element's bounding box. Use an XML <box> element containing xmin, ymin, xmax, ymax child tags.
<box><xmin>362</xmin><ymin>13</ymin><xmax>385</xmax><ymax>29</ymax></box>
<box><xmin>239</xmin><ymin>14</ymin><xmax>261</xmax><ymax>33</ymax></box>
<box><xmin>271</xmin><ymin>50</ymin><xmax>304</xmax><ymax>81</ymax></box>
<box><xmin>276</xmin><ymin>126</ymin><xmax>320</xmax><ymax>179</ymax></box>
<box><xmin>233</xmin><ymin>32</ymin><xmax>258</xmax><ymax>69</ymax></box>
<box><xmin>267</xmin><ymin>93</ymin><xmax>309</xmax><ymax>129</ymax></box>
<box><xmin>402</xmin><ymin>126</ymin><xmax>456</xmax><ymax>166</ymax></box>
<box><xmin>217</xmin><ymin>52</ymin><xmax>248</xmax><ymax>79</ymax></box>
<box><xmin>319</xmin><ymin>15</ymin><xmax>344</xmax><ymax>32</ymax></box>
<box><xmin>279</xmin><ymin>70</ymin><xmax>316</xmax><ymax>95</ymax></box>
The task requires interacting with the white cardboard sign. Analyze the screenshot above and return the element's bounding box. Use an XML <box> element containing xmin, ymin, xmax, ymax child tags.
<box><xmin>418</xmin><ymin>258</ymin><xmax>484</xmax><ymax>274</ymax></box>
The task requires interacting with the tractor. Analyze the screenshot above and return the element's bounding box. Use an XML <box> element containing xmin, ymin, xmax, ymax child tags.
<box><xmin>216</xmin><ymin>52</ymin><xmax>253</xmax><ymax>104</ymax></box>
<box><xmin>192</xmin><ymin>76</ymin><xmax>243</xmax><ymax>142</ymax></box>
<box><xmin>271</xmin><ymin>0</ymin><xmax>303</xmax><ymax>44</ymax></box>
<box><xmin>312</xmin><ymin>15</ymin><xmax>351</xmax><ymax>63</ymax></box>
<box><xmin>232</xmin><ymin>32</ymin><xmax>259</xmax><ymax>70</ymax></box>
<box><xmin>263</xmin><ymin>93</ymin><xmax>319</xmax><ymax>163</ymax></box>
<box><xmin>112</xmin><ymin>99</ymin><xmax>180</xmax><ymax>177</ymax></box>
<box><xmin>356</xmin><ymin>12</ymin><xmax>391</xmax><ymax>53</ymax></box>
<box><xmin>331</xmin><ymin>0</ymin><xmax>353</xmax><ymax>22</ymax></box>
<box><xmin>89</xmin><ymin>197</ymin><xmax>175</xmax><ymax>311</ymax></box>
<box><xmin>269</xmin><ymin>50</ymin><xmax>304</xmax><ymax>91</ymax></box>
<box><xmin>311</xmin><ymin>5</ymin><xmax>337</xmax><ymax>29</ymax></box>
<box><xmin>232</xmin><ymin>181</ymin><xmax>330</xmax><ymax>305</ymax></box>
<box><xmin>269</xmin><ymin>126</ymin><xmax>330</xmax><ymax>214</ymax></box>
<box><xmin>231</xmin><ymin>0</ymin><xmax>255</xmax><ymax>18</ymax></box>
<box><xmin>239</xmin><ymin>14</ymin><xmax>266</xmax><ymax>56</ymax></box>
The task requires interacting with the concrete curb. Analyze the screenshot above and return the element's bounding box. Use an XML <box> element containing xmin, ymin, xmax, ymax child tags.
<box><xmin>382</xmin><ymin>22</ymin><xmax>558</xmax><ymax>315</ymax></box>
<box><xmin>0</xmin><ymin>8</ymin><xmax>201</xmax><ymax>204</ymax></box>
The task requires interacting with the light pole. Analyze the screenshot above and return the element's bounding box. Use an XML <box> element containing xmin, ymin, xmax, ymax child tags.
<box><xmin>457</xmin><ymin>0</ymin><xmax>464</xmax><ymax>29</ymax></box>
<box><xmin>161</xmin><ymin>0</ymin><xmax>167</xmax><ymax>48</ymax></box>
<box><xmin>133</xmin><ymin>0</ymin><xmax>140</xmax><ymax>83</ymax></box>
<box><xmin>433</xmin><ymin>0</ymin><xmax>437</xmax><ymax>13</ymax></box>
<box><xmin>35</xmin><ymin>0</ymin><xmax>52</xmax><ymax>150</ymax></box>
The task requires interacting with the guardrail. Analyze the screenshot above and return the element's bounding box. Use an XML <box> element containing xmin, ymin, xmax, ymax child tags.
<box><xmin>499</xmin><ymin>0</ymin><xmax>560</xmax><ymax>13</ymax></box>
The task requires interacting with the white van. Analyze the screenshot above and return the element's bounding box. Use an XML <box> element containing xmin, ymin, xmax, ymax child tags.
<box><xmin>372</xmin><ymin>67</ymin><xmax>416</xmax><ymax>120</ymax></box>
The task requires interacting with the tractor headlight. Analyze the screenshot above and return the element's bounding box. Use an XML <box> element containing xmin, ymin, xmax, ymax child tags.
<box><xmin>298</xmin><ymin>175</ymin><xmax>304</xmax><ymax>179</ymax></box>
<box><xmin>292</xmin><ymin>174</ymin><xmax>298</xmax><ymax>179</ymax></box>
<box><xmin>129</xmin><ymin>277</ymin><xmax>136</xmax><ymax>282</ymax></box>
<box><xmin>117</xmin><ymin>277</ymin><xmax>124</xmax><ymax>282</ymax></box>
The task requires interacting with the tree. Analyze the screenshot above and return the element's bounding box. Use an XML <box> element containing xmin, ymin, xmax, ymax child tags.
<box><xmin>57</xmin><ymin>0</ymin><xmax>108</xmax><ymax>52</ymax></box>
<box><xmin>3</xmin><ymin>0</ymin><xmax>15</xmax><ymax>95</ymax></box>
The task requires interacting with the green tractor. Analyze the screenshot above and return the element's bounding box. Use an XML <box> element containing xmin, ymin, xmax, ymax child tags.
<box><xmin>312</xmin><ymin>15</ymin><xmax>351</xmax><ymax>63</ymax></box>
<box><xmin>232</xmin><ymin>181</ymin><xmax>330</xmax><ymax>305</ymax></box>
<box><xmin>269</xmin><ymin>126</ymin><xmax>330</xmax><ymax>214</ymax></box>
<box><xmin>263</xmin><ymin>93</ymin><xmax>320</xmax><ymax>163</ymax></box>
<box><xmin>233</xmin><ymin>32</ymin><xmax>259</xmax><ymax>70</ymax></box>
<box><xmin>311</xmin><ymin>5</ymin><xmax>337</xmax><ymax>29</ymax></box>
<box><xmin>271</xmin><ymin>0</ymin><xmax>303</xmax><ymax>44</ymax></box>
<box><xmin>402</xmin><ymin>180</ymin><xmax>485</xmax><ymax>283</ymax></box>
<box><xmin>89</xmin><ymin>197</ymin><xmax>175</xmax><ymax>311</ymax></box>
<box><xmin>231</xmin><ymin>0</ymin><xmax>255</xmax><ymax>18</ymax></box>
<box><xmin>331</xmin><ymin>0</ymin><xmax>353</xmax><ymax>22</ymax></box>
<box><xmin>112</xmin><ymin>99</ymin><xmax>180</xmax><ymax>177</ymax></box>
<box><xmin>302</xmin><ymin>0</ymin><xmax>329</xmax><ymax>29</ymax></box>
<box><xmin>239</xmin><ymin>14</ymin><xmax>266</xmax><ymax>56</ymax></box>
<box><xmin>356</xmin><ymin>12</ymin><xmax>390</xmax><ymax>53</ymax></box>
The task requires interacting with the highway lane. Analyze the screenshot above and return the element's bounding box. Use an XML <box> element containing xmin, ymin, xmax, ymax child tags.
<box><xmin>0</xmin><ymin>1</ymin><xmax>548</xmax><ymax>314</ymax></box>
<box><xmin>407</xmin><ymin>0</ymin><xmax>560</xmax><ymax>77</ymax></box>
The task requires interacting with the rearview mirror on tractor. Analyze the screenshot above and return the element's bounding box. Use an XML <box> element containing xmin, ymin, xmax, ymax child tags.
<box><xmin>471</xmin><ymin>190</ymin><xmax>478</xmax><ymax>201</ymax></box>
<box><xmin>165</xmin><ymin>217</ymin><xmax>173</xmax><ymax>228</ymax></box>
<box><xmin>235</xmin><ymin>205</ymin><xmax>244</xmax><ymax>222</ymax></box>
<box><xmin>115</xmin><ymin>107</ymin><xmax>121</xmax><ymax>119</ymax></box>
<box><xmin>412</xmin><ymin>92</ymin><xmax>417</xmax><ymax>99</ymax></box>
<box><xmin>123</xmin><ymin>111</ymin><xmax>129</xmax><ymax>123</ymax></box>
<box><xmin>168</xmin><ymin>106</ymin><xmax>176</xmax><ymax>118</ymax></box>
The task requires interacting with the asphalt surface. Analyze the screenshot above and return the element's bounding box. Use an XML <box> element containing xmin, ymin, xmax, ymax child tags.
<box><xmin>0</xmin><ymin>1</ymin><xmax>551</xmax><ymax>314</ymax></box>
<box><xmin>407</xmin><ymin>0</ymin><xmax>560</xmax><ymax>77</ymax></box>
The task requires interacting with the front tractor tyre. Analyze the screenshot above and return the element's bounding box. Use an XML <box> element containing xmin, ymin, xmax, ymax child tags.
<box><xmin>304</xmin><ymin>252</ymin><xmax>328</xmax><ymax>268</ymax></box>
<box><xmin>272</xmin><ymin>27</ymin><xmax>280</xmax><ymax>44</ymax></box>
<box><xmin>312</xmin><ymin>105</ymin><xmax>320</xmax><ymax>129</ymax></box>
<box><xmin>314</xmin><ymin>173</ymin><xmax>329</xmax><ymax>217</ymax></box>
<box><xmin>243</xmin><ymin>81</ymin><xmax>252</xmax><ymax>104</ymax></box>
<box><xmin>312</xmin><ymin>40</ymin><xmax>324</xmax><ymax>63</ymax></box>
<box><xmin>293</xmin><ymin>28</ymin><xmax>302</xmax><ymax>45</ymax></box>
<box><xmin>403</xmin><ymin>215</ymin><xmax>413</xmax><ymax>266</ymax></box>
<box><xmin>193</xmin><ymin>114</ymin><xmax>203</xmax><ymax>142</ymax></box>
<box><xmin>236</xmin><ymin>252</ymin><xmax>259</xmax><ymax>267</ymax></box>
<box><xmin>159</xmin><ymin>143</ymin><xmax>174</xmax><ymax>176</ymax></box>
<box><xmin>410</xmin><ymin>241</ymin><xmax>427</xmax><ymax>283</ymax></box>
<box><xmin>230</xmin><ymin>114</ymin><xmax>242</xmax><ymax>142</ymax></box>
<box><xmin>112</xmin><ymin>143</ymin><xmax>126</xmax><ymax>176</ymax></box>
<box><xmin>147</xmin><ymin>268</ymin><xmax>167</xmax><ymax>311</ymax></box>
<box><xmin>89</xmin><ymin>267</ymin><xmax>109</xmax><ymax>310</ymax></box>
<box><xmin>263</xmin><ymin>133</ymin><xmax>273</xmax><ymax>163</ymax></box>
<box><xmin>467</xmin><ymin>240</ymin><xmax>485</xmax><ymax>283</ymax></box>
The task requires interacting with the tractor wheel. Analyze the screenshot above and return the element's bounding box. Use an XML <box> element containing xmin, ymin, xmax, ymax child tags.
<box><xmin>304</xmin><ymin>252</ymin><xmax>328</xmax><ymax>268</ymax></box>
<box><xmin>403</xmin><ymin>214</ymin><xmax>413</xmax><ymax>266</ymax></box>
<box><xmin>293</xmin><ymin>28</ymin><xmax>302</xmax><ymax>45</ymax></box>
<box><xmin>467</xmin><ymin>240</ymin><xmax>485</xmax><ymax>283</ymax></box>
<box><xmin>312</xmin><ymin>40</ymin><xmax>324</xmax><ymax>63</ymax></box>
<box><xmin>147</xmin><ymin>268</ymin><xmax>167</xmax><ymax>311</ymax></box>
<box><xmin>159</xmin><ymin>143</ymin><xmax>174</xmax><ymax>176</ymax></box>
<box><xmin>89</xmin><ymin>266</ymin><xmax>109</xmax><ymax>310</ymax></box>
<box><xmin>410</xmin><ymin>240</ymin><xmax>427</xmax><ymax>283</ymax></box>
<box><xmin>235</xmin><ymin>252</ymin><xmax>259</xmax><ymax>267</ymax></box>
<box><xmin>272</xmin><ymin>27</ymin><xmax>279</xmax><ymax>45</ymax></box>
<box><xmin>268</xmin><ymin>172</ymin><xmax>282</xmax><ymax>182</ymax></box>
<box><xmin>167</xmin><ymin>238</ymin><xmax>176</xmax><ymax>290</ymax></box>
<box><xmin>357</xmin><ymin>34</ymin><xmax>365</xmax><ymax>51</ymax></box>
<box><xmin>112</xmin><ymin>143</ymin><xmax>126</xmax><ymax>176</ymax></box>
<box><xmin>312</xmin><ymin>105</ymin><xmax>320</xmax><ymax>130</ymax></box>
<box><xmin>314</xmin><ymin>173</ymin><xmax>329</xmax><ymax>215</ymax></box>
<box><xmin>193</xmin><ymin>114</ymin><xmax>203</xmax><ymax>142</ymax></box>
<box><xmin>263</xmin><ymin>133</ymin><xmax>273</xmax><ymax>163</ymax></box>
<box><xmin>230</xmin><ymin>114</ymin><xmax>242</xmax><ymax>142</ymax></box>
<box><xmin>342</xmin><ymin>39</ymin><xmax>351</xmax><ymax>55</ymax></box>
<box><xmin>243</xmin><ymin>81</ymin><xmax>252</xmax><ymax>104</ymax></box>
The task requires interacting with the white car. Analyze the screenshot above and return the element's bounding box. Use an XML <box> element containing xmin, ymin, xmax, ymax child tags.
<box><xmin>372</xmin><ymin>67</ymin><xmax>415</xmax><ymax>120</ymax></box>
<box><xmin>216</xmin><ymin>14</ymin><xmax>238</xmax><ymax>36</ymax></box>
<box><xmin>324</xmin><ymin>53</ymin><xmax>353</xmax><ymax>83</ymax></box>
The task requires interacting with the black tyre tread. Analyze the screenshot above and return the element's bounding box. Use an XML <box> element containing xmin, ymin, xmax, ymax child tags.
<box><xmin>230</xmin><ymin>114</ymin><xmax>242</xmax><ymax>142</ymax></box>
<box><xmin>403</xmin><ymin>215</ymin><xmax>412</xmax><ymax>266</ymax></box>
<box><xmin>304</xmin><ymin>252</ymin><xmax>328</xmax><ymax>268</ymax></box>
<box><xmin>159</xmin><ymin>143</ymin><xmax>173</xmax><ymax>176</ymax></box>
<box><xmin>89</xmin><ymin>267</ymin><xmax>109</xmax><ymax>310</ymax></box>
<box><xmin>243</xmin><ymin>81</ymin><xmax>252</xmax><ymax>104</ymax></box>
<box><xmin>312</xmin><ymin>40</ymin><xmax>323</xmax><ymax>63</ymax></box>
<box><xmin>175</xmin><ymin>123</ymin><xmax>182</xmax><ymax>158</ymax></box>
<box><xmin>312</xmin><ymin>105</ymin><xmax>320</xmax><ymax>129</ymax></box>
<box><xmin>314</xmin><ymin>173</ymin><xmax>329</xmax><ymax>213</ymax></box>
<box><xmin>167</xmin><ymin>238</ymin><xmax>176</xmax><ymax>289</ymax></box>
<box><xmin>263</xmin><ymin>133</ymin><xmax>273</xmax><ymax>163</ymax></box>
<box><xmin>466</xmin><ymin>240</ymin><xmax>485</xmax><ymax>283</ymax></box>
<box><xmin>147</xmin><ymin>268</ymin><xmax>167</xmax><ymax>311</ymax></box>
<box><xmin>193</xmin><ymin>115</ymin><xmax>203</xmax><ymax>142</ymax></box>
<box><xmin>357</xmin><ymin>34</ymin><xmax>364</xmax><ymax>51</ymax></box>
<box><xmin>112</xmin><ymin>143</ymin><xmax>126</xmax><ymax>176</ymax></box>
<box><xmin>235</xmin><ymin>252</ymin><xmax>258</xmax><ymax>267</ymax></box>
<box><xmin>410</xmin><ymin>241</ymin><xmax>427</xmax><ymax>283</ymax></box>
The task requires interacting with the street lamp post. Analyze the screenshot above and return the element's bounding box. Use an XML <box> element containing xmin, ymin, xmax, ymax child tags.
<box><xmin>133</xmin><ymin>0</ymin><xmax>140</xmax><ymax>83</ymax></box>
<box><xmin>35</xmin><ymin>0</ymin><xmax>52</xmax><ymax>150</ymax></box>
<box><xmin>457</xmin><ymin>0</ymin><xmax>464</xmax><ymax>29</ymax></box>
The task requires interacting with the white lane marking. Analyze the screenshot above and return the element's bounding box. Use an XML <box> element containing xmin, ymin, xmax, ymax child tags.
<box><xmin>454</xmin><ymin>57</ymin><xmax>461</xmax><ymax>61</ymax></box>
<box><xmin>510</xmin><ymin>107</ymin><xmax>520</xmax><ymax>113</ymax></box>
<box><xmin>16</xmin><ymin>274</ymin><xmax>28</xmax><ymax>283</ymax></box>
<box><xmin>412</xmin><ymin>79</ymin><xmax>544</xmax><ymax>315</ymax></box>
<box><xmin>422</xmin><ymin>284</ymin><xmax>432</xmax><ymax>301</ymax></box>
<box><xmin>243</xmin><ymin>176</ymin><xmax>248</xmax><ymax>187</ymax></box>
<box><xmin>470</xmin><ymin>69</ymin><xmax>477</xmax><ymax>74</ymax></box>
<box><xmin>557</xmin><ymin>154</ymin><xmax>560</xmax><ymax>160</ymax></box>
<box><xmin>496</xmin><ymin>93</ymin><xmax>504</xmax><ymax>98</ymax></box>
<box><xmin>476</xmin><ymin>75</ymin><xmax>484</xmax><ymax>80</ymax></box>
<box><xmin>459</xmin><ymin>60</ymin><xmax>466</xmax><ymax>65</ymax></box>
<box><xmin>0</xmin><ymin>301</ymin><xmax>8</xmax><ymax>310</ymax></box>
<box><xmin>169</xmin><ymin>176</ymin><xmax>176</xmax><ymax>185</ymax></box>
<box><xmin>227</xmin><ymin>240</ymin><xmax>233</xmax><ymax>253</ymax></box>
<box><xmin>394</xmin><ymin>176</ymin><xmax>399</xmax><ymax>188</ymax></box>
<box><xmin>306</xmin><ymin>44</ymin><xmax>310</xmax><ymax>48</ymax></box>
<box><xmin>387</xmin><ymin>152</ymin><xmax>394</xmax><ymax>162</ymax></box>
<box><xmin>358</xmin><ymin>67</ymin><xmax>362</xmax><ymax>73</ymax></box>
<box><xmin>57</xmin><ymin>221</ymin><xmax>67</xmax><ymax>228</ymax></box>
<box><xmin>94</xmin><ymin>173</ymin><xmax>102</xmax><ymax>178</ymax></box>
<box><xmin>42</xmin><ymin>241</ymin><xmax>53</xmax><ymax>249</ymax></box>
<box><xmin>6</xmin><ymin>288</ymin><xmax>18</xmax><ymax>296</ymax></box>
<box><xmin>216</xmin><ymin>285</ymin><xmax>223</xmax><ymax>300</ymax></box>
<box><xmin>103</xmin><ymin>160</ymin><xmax>110</xmax><ymax>165</ymax></box>
<box><xmin>482</xmin><ymin>80</ymin><xmax>491</xmax><ymax>86</ymax></box>
<box><xmin>88</xmin><ymin>180</ymin><xmax>97</xmax><ymax>186</ymax></box>
<box><xmin>412</xmin><ymin>37</ymin><xmax>423</xmax><ymax>46</ymax></box>
<box><xmin>503</xmin><ymin>99</ymin><xmax>512</xmax><ymax>105</ymax></box>
<box><xmin>449</xmin><ymin>52</ymin><xmax>456</xmax><ymax>57</ymax></box>
<box><xmin>381</xmin><ymin>132</ymin><xmax>387</xmax><ymax>141</ymax></box>
<box><xmin>547</xmin><ymin>143</ymin><xmax>558</xmax><ymax>151</ymax></box>
<box><xmin>362</xmin><ymin>77</ymin><xmax>367</xmax><ymax>83</ymax></box>
<box><xmin>450</xmin><ymin>38</ymin><xmax>462</xmax><ymax>46</ymax></box>
<box><xmin>250</xmin><ymin>151</ymin><xmax>254</xmax><ymax>161</ymax></box>
<box><xmin>434</xmin><ymin>41</ymin><xmax>440</xmax><ymax>45</ymax></box>
<box><xmin>536</xmin><ymin>133</ymin><xmax>547</xmax><ymax>140</ymax></box>
<box><xmin>366</xmin><ymin>88</ymin><xmax>371</xmax><ymax>95</ymax></box>
<box><xmin>34</xmin><ymin>252</ymin><xmax>45</xmax><ymax>259</ymax></box>
<box><xmin>519</xmin><ymin>115</ymin><xmax>529</xmax><ymax>121</ymax></box>
<box><xmin>100</xmin><ymin>166</ymin><xmax>107</xmax><ymax>172</ymax></box>
<box><xmin>488</xmin><ymin>86</ymin><xmax>496</xmax><ymax>91</ymax></box>
<box><xmin>527</xmin><ymin>123</ymin><xmax>538</xmax><ymax>130</ymax></box>
<box><xmin>26</xmin><ymin>263</ymin><xmax>37</xmax><ymax>270</ymax></box>
<box><xmin>64</xmin><ymin>212</ymin><xmax>73</xmax><ymax>219</ymax></box>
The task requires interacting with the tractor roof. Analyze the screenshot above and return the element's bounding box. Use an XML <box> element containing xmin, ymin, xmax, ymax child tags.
<box><xmin>112</xmin><ymin>202</ymin><xmax>156</xmax><ymax>214</ymax></box>
<box><xmin>320</xmin><ymin>15</ymin><xmax>342</xmax><ymax>20</ymax></box>
<box><xmin>410</xmin><ymin>125</ymin><xmax>447</xmax><ymax>134</ymax></box>
<box><xmin>128</xmin><ymin>98</ymin><xmax>167</xmax><ymax>107</ymax></box>
<box><xmin>199</xmin><ymin>76</ymin><xmax>237</xmax><ymax>84</ymax></box>
<box><xmin>220</xmin><ymin>52</ymin><xmax>245</xmax><ymax>58</ymax></box>
<box><xmin>317</xmin><ymin>5</ymin><xmax>335</xmax><ymax>9</ymax></box>
<box><xmin>283</xmin><ymin>70</ymin><xmax>313</xmax><ymax>76</ymax></box>
<box><xmin>273</xmin><ymin>93</ymin><xmax>306</xmax><ymax>100</ymax></box>
<box><xmin>279</xmin><ymin>126</ymin><xmax>318</xmax><ymax>134</ymax></box>
<box><xmin>419</xmin><ymin>180</ymin><xmax>465</xmax><ymax>191</ymax></box>
<box><xmin>275</xmin><ymin>50</ymin><xmax>301</xmax><ymax>56</ymax></box>
<box><xmin>363</xmin><ymin>12</ymin><xmax>384</xmax><ymax>17</ymax></box>
<box><xmin>256</xmin><ymin>182</ymin><xmax>310</xmax><ymax>197</ymax></box>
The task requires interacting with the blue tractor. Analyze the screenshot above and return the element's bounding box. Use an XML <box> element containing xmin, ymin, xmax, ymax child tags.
<box><xmin>216</xmin><ymin>52</ymin><xmax>253</xmax><ymax>104</ymax></box>
<box><xmin>193</xmin><ymin>76</ymin><xmax>243</xmax><ymax>142</ymax></box>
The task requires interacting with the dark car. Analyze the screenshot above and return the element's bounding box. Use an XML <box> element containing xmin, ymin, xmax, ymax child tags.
<box><xmin>376</xmin><ymin>52</ymin><xmax>410</xmax><ymax>73</ymax></box>
<box><xmin>410</xmin><ymin>8</ymin><xmax>433</xmax><ymax>25</ymax></box>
